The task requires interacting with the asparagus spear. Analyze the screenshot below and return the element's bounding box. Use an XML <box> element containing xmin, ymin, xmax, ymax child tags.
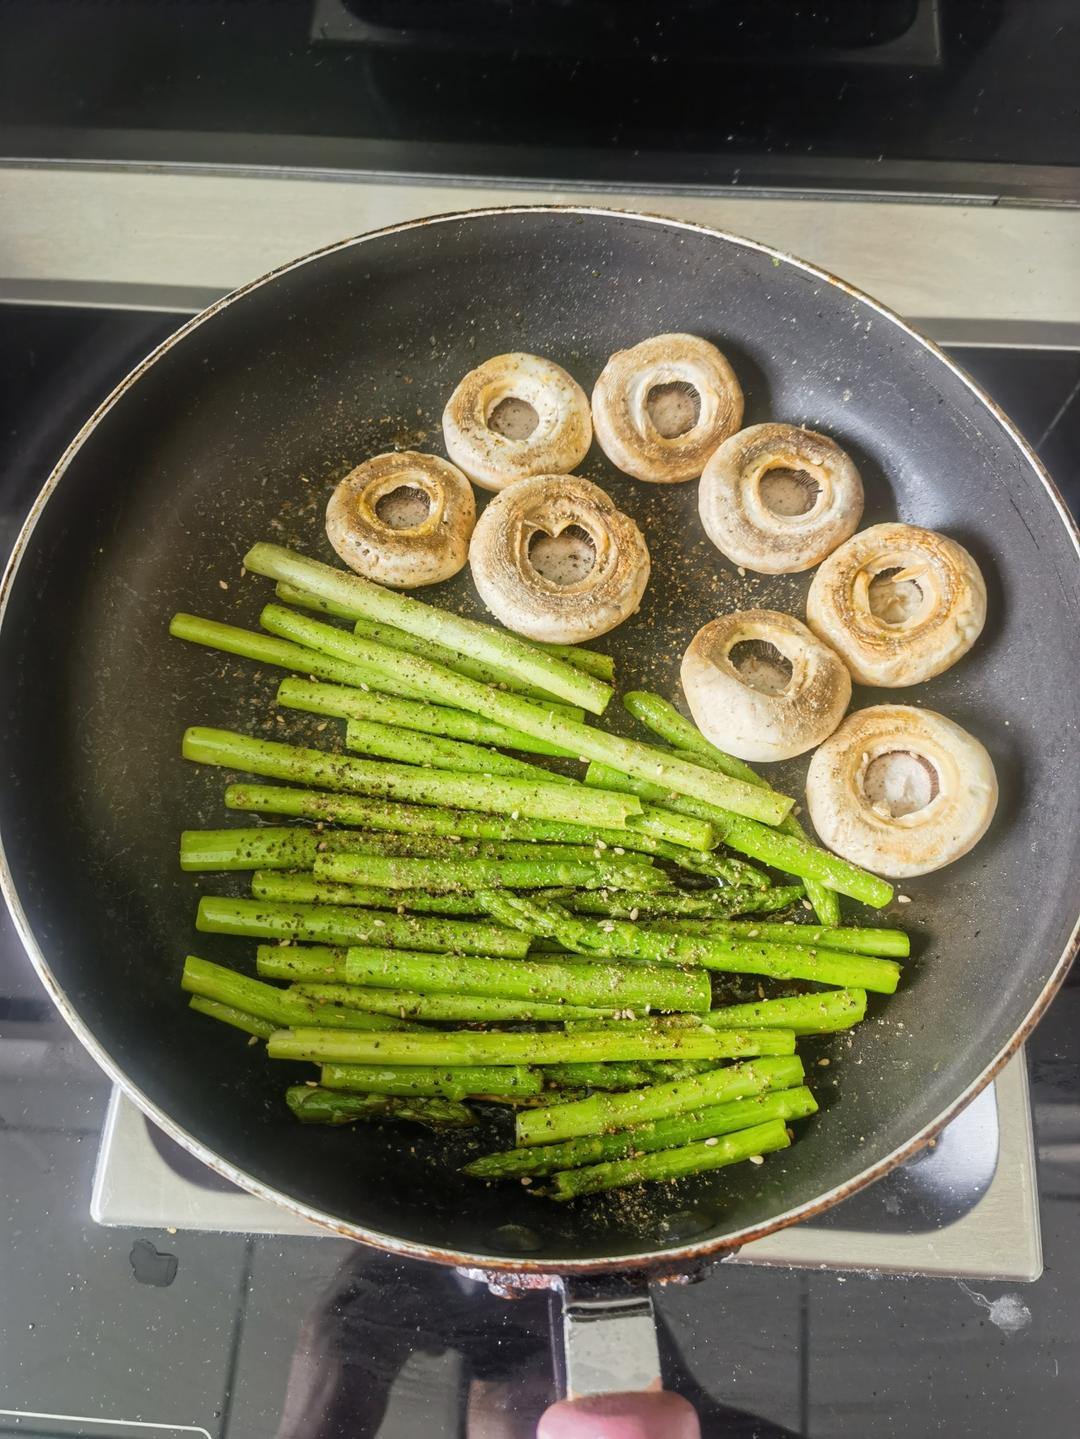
<box><xmin>170</xmin><ymin>613</ymin><xmax>431</xmax><ymax>703</ymax></box>
<box><xmin>646</xmin><ymin>919</ymin><xmax>909</xmax><ymax>958</ymax></box>
<box><xmin>703</xmin><ymin>988</ymin><xmax>867</xmax><ymax>1034</ymax></box>
<box><xmin>244</xmin><ymin>543</ymin><xmax>612</xmax><ymax>713</ymax></box>
<box><xmin>545</xmin><ymin>1118</ymin><xmax>791</xmax><ymax>1200</ymax></box>
<box><xmin>257</xmin><ymin>601</ymin><xmax>792</xmax><ymax>825</ymax></box>
<box><xmin>343</xmin><ymin>717</ymin><xmax>572</xmax><ymax>785</ymax></box>
<box><xmin>540</xmin><ymin>1061</ymin><xmax>713</xmax><ymax>1090</ymax></box>
<box><xmin>568</xmin><ymin>888</ymin><xmax>805</xmax><ymax>920</ymax></box>
<box><xmin>478</xmin><ymin>893</ymin><xmax>901</xmax><ymax>994</ymax></box>
<box><xmin>277</xmin><ymin>677</ymin><xmax>578</xmax><ymax>756</ymax></box>
<box><xmin>188</xmin><ymin>996</ymin><xmax>276</xmax><ymax>1039</ymax></box>
<box><xmin>256</xmin><ymin>943</ymin><xmax>348</xmax><ymax>982</ymax></box>
<box><xmin>181</xmin><ymin>955</ymin><xmax>415</xmax><ymax>1032</ymax></box>
<box><xmin>196</xmin><ymin>895</ymin><xmax>531</xmax><ymax>957</ymax></box>
<box><xmin>266</xmin><ymin>1026</ymin><xmax>796</xmax><ymax>1067</ymax></box>
<box><xmin>252</xmin><ymin>871</ymin><xmax>482</xmax><ymax>914</ymax></box>
<box><xmin>623</xmin><ymin>691</ymin><xmax>842</xmax><ymax>925</ymax></box>
<box><xmin>224</xmin><ymin>782</ymin><xmax>713</xmax><ymax>854</ymax></box>
<box><xmin>465</xmin><ymin>1085</ymin><xmax>817</xmax><ymax>1179</ymax></box>
<box><xmin>289</xmin><ymin>982</ymin><xmax>620</xmax><ymax>1023</ymax></box>
<box><xmin>275</xmin><ymin>581</ymin><xmax>616</xmax><ymax>682</ymax></box>
<box><xmin>286</xmin><ymin>1086</ymin><xmax>475</xmax><ymax>1129</ymax></box>
<box><xmin>183</xmin><ymin>727</ymin><xmax>640</xmax><ymax>828</ymax></box>
<box><xmin>340</xmin><ymin>945</ymin><xmax>713</xmax><ymax>1013</ymax></box>
<box><xmin>320</xmin><ymin>1062</ymin><xmax>542</xmax><ymax>1099</ymax></box>
<box><xmin>515</xmin><ymin>1055</ymin><xmax>804</xmax><ymax>1146</ymax></box>
<box><xmin>585</xmin><ymin>761</ymin><xmax>893</xmax><ymax>908</ymax></box>
<box><xmin>313</xmin><ymin>850</ymin><xmax>669</xmax><ymax>893</ymax></box>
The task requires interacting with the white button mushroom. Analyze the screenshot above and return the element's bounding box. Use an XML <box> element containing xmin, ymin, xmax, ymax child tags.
<box><xmin>442</xmin><ymin>352</ymin><xmax>592</xmax><ymax>492</ymax></box>
<box><xmin>805</xmin><ymin>705</ymin><xmax>998</xmax><ymax>878</ymax></box>
<box><xmin>324</xmin><ymin>451</ymin><xmax>476</xmax><ymax>589</ymax></box>
<box><xmin>698</xmin><ymin>423</ymin><xmax>864</xmax><ymax>574</ymax></box>
<box><xmin>680</xmin><ymin>610</ymin><xmax>851</xmax><ymax>763</ymax></box>
<box><xmin>468</xmin><ymin>474</ymin><xmax>650</xmax><ymax>643</ymax></box>
<box><xmin>805</xmin><ymin>523</ymin><xmax>987</xmax><ymax>686</ymax></box>
<box><xmin>591</xmin><ymin>333</ymin><xmax>744</xmax><ymax>484</ymax></box>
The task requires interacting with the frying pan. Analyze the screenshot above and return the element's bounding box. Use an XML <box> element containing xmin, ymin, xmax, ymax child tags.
<box><xmin>2</xmin><ymin>207</ymin><xmax>1079</xmax><ymax>1424</ymax></box>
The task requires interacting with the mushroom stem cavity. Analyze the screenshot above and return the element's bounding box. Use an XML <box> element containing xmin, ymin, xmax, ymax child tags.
<box><xmin>862</xmin><ymin>751</ymin><xmax>940</xmax><ymax>818</ymax></box>
<box><xmin>645</xmin><ymin>380</ymin><xmax>701</xmax><ymax>438</ymax></box>
<box><xmin>527</xmin><ymin>524</ymin><xmax>597</xmax><ymax>586</ymax></box>
<box><xmin>727</xmin><ymin>638</ymin><xmax>794</xmax><ymax>696</ymax></box>
<box><xmin>374</xmin><ymin>485</ymin><xmax>433</xmax><ymax>530</ymax></box>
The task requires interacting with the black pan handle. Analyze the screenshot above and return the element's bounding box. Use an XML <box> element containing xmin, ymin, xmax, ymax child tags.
<box><xmin>538</xmin><ymin>1275</ymin><xmax>702</xmax><ymax>1437</ymax></box>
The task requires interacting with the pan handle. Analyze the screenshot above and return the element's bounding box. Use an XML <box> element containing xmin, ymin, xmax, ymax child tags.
<box><xmin>538</xmin><ymin>1276</ymin><xmax>701</xmax><ymax>1438</ymax></box>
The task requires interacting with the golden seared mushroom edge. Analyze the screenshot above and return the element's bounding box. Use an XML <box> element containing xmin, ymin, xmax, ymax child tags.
<box><xmin>441</xmin><ymin>352</ymin><xmax>592</xmax><ymax>492</ymax></box>
<box><xmin>591</xmin><ymin>332</ymin><xmax>745</xmax><ymax>484</ymax></box>
<box><xmin>698</xmin><ymin>423</ymin><xmax>864</xmax><ymax>574</ymax></box>
<box><xmin>680</xmin><ymin>609</ymin><xmax>852</xmax><ymax>764</ymax></box>
<box><xmin>805</xmin><ymin>705</ymin><xmax>998</xmax><ymax>879</ymax></box>
<box><xmin>324</xmin><ymin>450</ymin><xmax>476</xmax><ymax>588</ymax></box>
<box><xmin>467</xmin><ymin>474</ymin><xmax>650</xmax><ymax>644</ymax></box>
<box><xmin>806</xmin><ymin>522</ymin><xmax>987</xmax><ymax>686</ymax></box>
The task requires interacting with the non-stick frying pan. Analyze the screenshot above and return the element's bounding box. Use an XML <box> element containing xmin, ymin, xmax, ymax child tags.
<box><xmin>2</xmin><ymin>209</ymin><xmax>1079</xmax><ymax>1301</ymax></box>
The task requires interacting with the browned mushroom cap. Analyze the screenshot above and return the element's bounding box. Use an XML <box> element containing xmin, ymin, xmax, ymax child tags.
<box><xmin>805</xmin><ymin>705</ymin><xmax>998</xmax><ymax>878</ymax></box>
<box><xmin>591</xmin><ymin>333</ymin><xmax>744</xmax><ymax>484</ymax></box>
<box><xmin>805</xmin><ymin>523</ymin><xmax>986</xmax><ymax>685</ymax></box>
<box><xmin>680</xmin><ymin>610</ymin><xmax>851</xmax><ymax>763</ymax></box>
<box><xmin>468</xmin><ymin>475</ymin><xmax>650</xmax><ymax>643</ymax></box>
<box><xmin>698</xmin><ymin>424</ymin><xmax>864</xmax><ymax>574</ymax></box>
<box><xmin>442</xmin><ymin>352</ymin><xmax>592</xmax><ymax>492</ymax></box>
<box><xmin>325</xmin><ymin>451</ymin><xmax>476</xmax><ymax>589</ymax></box>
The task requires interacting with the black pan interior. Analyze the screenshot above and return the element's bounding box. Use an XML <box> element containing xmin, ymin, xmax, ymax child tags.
<box><xmin>2</xmin><ymin>209</ymin><xmax>1078</xmax><ymax>1266</ymax></box>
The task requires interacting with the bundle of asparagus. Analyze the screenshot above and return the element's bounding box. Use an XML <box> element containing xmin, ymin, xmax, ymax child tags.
<box><xmin>172</xmin><ymin>543</ymin><xmax>906</xmax><ymax>1201</ymax></box>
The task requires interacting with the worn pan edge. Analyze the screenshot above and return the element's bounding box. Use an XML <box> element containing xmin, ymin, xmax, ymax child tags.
<box><xmin>1</xmin><ymin>203</ymin><xmax>1078</xmax><ymax>1273</ymax></box>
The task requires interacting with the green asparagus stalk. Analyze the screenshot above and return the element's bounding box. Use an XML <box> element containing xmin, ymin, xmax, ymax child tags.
<box><xmin>478</xmin><ymin>893</ymin><xmax>901</xmax><ymax>994</ymax></box>
<box><xmin>266</xmin><ymin>1026</ymin><xmax>796</xmax><ymax>1067</ymax></box>
<box><xmin>568</xmin><ymin>888</ymin><xmax>804</xmax><ymax>920</ymax></box>
<box><xmin>224</xmin><ymin>781</ymin><xmax>713</xmax><ymax>855</ymax></box>
<box><xmin>277</xmin><ymin>677</ymin><xmax>579</xmax><ymax>756</ymax></box>
<box><xmin>180</xmin><ymin>955</ymin><xmax>414</xmax><ymax>1032</ymax></box>
<box><xmin>169</xmin><ymin>612</ymin><xmax>431</xmax><ymax>702</ymax></box>
<box><xmin>465</xmin><ymin>1085</ymin><xmax>817</xmax><ymax>1179</ymax></box>
<box><xmin>188</xmin><ymin>996</ymin><xmax>276</xmax><ymax>1039</ymax></box>
<box><xmin>516</xmin><ymin>1055</ymin><xmax>804</xmax><ymax>1146</ymax></box>
<box><xmin>341</xmin><ymin>945</ymin><xmax>713</xmax><ymax>1013</ymax></box>
<box><xmin>545</xmin><ymin>1118</ymin><xmax>791</xmax><ymax>1200</ymax></box>
<box><xmin>646</xmin><ymin>920</ymin><xmax>909</xmax><ymax>957</ymax></box>
<box><xmin>256</xmin><ymin>943</ymin><xmax>348</xmax><ymax>982</ymax></box>
<box><xmin>343</xmin><ymin>718</ymin><xmax>573</xmax><ymax>785</ymax></box>
<box><xmin>245</xmin><ymin>543</ymin><xmax>612</xmax><ymax>713</ymax></box>
<box><xmin>320</xmin><ymin>1062</ymin><xmax>542</xmax><ymax>1099</ymax></box>
<box><xmin>285</xmin><ymin>1085</ymin><xmax>475</xmax><ymax>1129</ymax></box>
<box><xmin>585</xmin><ymin>761</ymin><xmax>893</xmax><ymax>908</ymax></box>
<box><xmin>180</xmin><ymin>827</ymin><xmax>356</xmax><ymax>872</ymax></box>
<box><xmin>707</xmin><ymin>989</ymin><xmax>867</xmax><ymax>1033</ymax></box>
<box><xmin>256</xmin><ymin>601</ymin><xmax>792</xmax><ymax>825</ymax></box>
<box><xmin>623</xmin><ymin>691</ymin><xmax>841</xmax><ymax>922</ymax></box>
<box><xmin>251</xmin><ymin>871</ymin><xmax>482</xmax><ymax>914</ymax></box>
<box><xmin>289</xmin><ymin>982</ymin><xmax>620</xmax><ymax>1023</ymax></box>
<box><xmin>275</xmin><ymin>581</ymin><xmax>616</xmax><ymax>683</ymax></box>
<box><xmin>540</xmin><ymin>1060</ymin><xmax>714</xmax><ymax>1090</ymax></box>
<box><xmin>313</xmin><ymin>850</ymin><xmax>669</xmax><ymax>893</ymax></box>
<box><xmin>196</xmin><ymin>895</ymin><xmax>531</xmax><ymax>958</ymax></box>
<box><xmin>183</xmin><ymin>727</ymin><xmax>640</xmax><ymax>828</ymax></box>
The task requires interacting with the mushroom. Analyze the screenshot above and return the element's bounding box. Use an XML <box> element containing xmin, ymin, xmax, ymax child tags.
<box><xmin>442</xmin><ymin>352</ymin><xmax>592</xmax><ymax>492</ymax></box>
<box><xmin>805</xmin><ymin>705</ymin><xmax>998</xmax><ymax>878</ymax></box>
<box><xmin>325</xmin><ymin>451</ymin><xmax>475</xmax><ymax>588</ymax></box>
<box><xmin>806</xmin><ymin>523</ymin><xmax>986</xmax><ymax>685</ymax></box>
<box><xmin>591</xmin><ymin>333</ymin><xmax>744</xmax><ymax>484</ymax></box>
<box><xmin>468</xmin><ymin>474</ymin><xmax>650</xmax><ymax>643</ymax></box>
<box><xmin>698</xmin><ymin>423</ymin><xmax>864</xmax><ymax>574</ymax></box>
<box><xmin>680</xmin><ymin>610</ymin><xmax>851</xmax><ymax>762</ymax></box>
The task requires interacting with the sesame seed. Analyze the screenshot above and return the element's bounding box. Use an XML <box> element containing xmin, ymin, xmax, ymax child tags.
<box><xmin>897</xmin><ymin>894</ymin><xmax>912</xmax><ymax>904</ymax></box>
<box><xmin>704</xmin><ymin>1137</ymin><xmax>719</xmax><ymax>1147</ymax></box>
<box><xmin>818</xmin><ymin>1057</ymin><xmax>831</xmax><ymax>1067</ymax></box>
<box><xmin>748</xmin><ymin>1154</ymin><xmax>764</xmax><ymax>1165</ymax></box>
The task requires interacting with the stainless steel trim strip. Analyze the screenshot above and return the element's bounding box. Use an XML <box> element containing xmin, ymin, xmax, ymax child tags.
<box><xmin>2</xmin><ymin>164</ymin><xmax>1080</xmax><ymax>345</ymax></box>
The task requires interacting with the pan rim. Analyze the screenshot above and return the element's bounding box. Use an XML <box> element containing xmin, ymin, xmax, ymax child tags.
<box><xmin>1</xmin><ymin>202</ymin><xmax>1078</xmax><ymax>1274</ymax></box>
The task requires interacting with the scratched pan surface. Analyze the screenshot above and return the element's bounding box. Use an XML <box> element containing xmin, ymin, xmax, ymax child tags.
<box><xmin>2</xmin><ymin>208</ymin><xmax>1079</xmax><ymax>1272</ymax></box>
